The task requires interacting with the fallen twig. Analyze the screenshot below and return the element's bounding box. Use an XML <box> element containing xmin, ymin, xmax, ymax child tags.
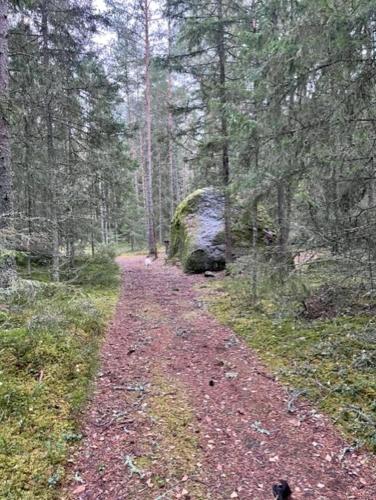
<box><xmin>338</xmin><ymin>443</ymin><xmax>360</xmax><ymax>462</ymax></box>
<box><xmin>287</xmin><ymin>389</ymin><xmax>307</xmax><ymax>413</ymax></box>
<box><xmin>124</xmin><ymin>455</ymin><xmax>144</xmax><ymax>478</ymax></box>
<box><xmin>251</xmin><ymin>420</ymin><xmax>271</xmax><ymax>436</ymax></box>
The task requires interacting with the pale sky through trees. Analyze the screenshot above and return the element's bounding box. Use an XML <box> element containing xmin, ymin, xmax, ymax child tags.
<box><xmin>93</xmin><ymin>0</ymin><xmax>106</xmax><ymax>12</ymax></box>
<box><xmin>92</xmin><ymin>0</ymin><xmax>115</xmax><ymax>46</ymax></box>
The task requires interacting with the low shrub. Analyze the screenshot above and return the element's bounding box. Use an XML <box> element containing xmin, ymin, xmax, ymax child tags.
<box><xmin>63</xmin><ymin>246</ymin><xmax>120</xmax><ymax>289</ymax></box>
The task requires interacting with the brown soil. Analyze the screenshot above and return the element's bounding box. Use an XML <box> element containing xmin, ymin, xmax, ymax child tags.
<box><xmin>65</xmin><ymin>256</ymin><xmax>376</xmax><ymax>499</ymax></box>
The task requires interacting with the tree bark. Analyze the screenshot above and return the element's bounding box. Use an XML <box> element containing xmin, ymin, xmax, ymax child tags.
<box><xmin>251</xmin><ymin>201</ymin><xmax>258</xmax><ymax>301</ymax></box>
<box><xmin>276</xmin><ymin>180</ymin><xmax>292</xmax><ymax>273</ymax></box>
<box><xmin>0</xmin><ymin>0</ymin><xmax>15</xmax><ymax>287</ymax></box>
<box><xmin>143</xmin><ymin>0</ymin><xmax>157</xmax><ymax>257</ymax></box>
<box><xmin>41</xmin><ymin>0</ymin><xmax>60</xmax><ymax>282</ymax></box>
<box><xmin>167</xmin><ymin>18</ymin><xmax>178</xmax><ymax>220</ymax></box>
<box><xmin>157</xmin><ymin>149</ymin><xmax>163</xmax><ymax>244</ymax></box>
<box><xmin>216</xmin><ymin>0</ymin><xmax>232</xmax><ymax>264</ymax></box>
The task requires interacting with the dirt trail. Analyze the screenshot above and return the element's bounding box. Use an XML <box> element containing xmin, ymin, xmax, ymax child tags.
<box><xmin>66</xmin><ymin>256</ymin><xmax>376</xmax><ymax>500</ymax></box>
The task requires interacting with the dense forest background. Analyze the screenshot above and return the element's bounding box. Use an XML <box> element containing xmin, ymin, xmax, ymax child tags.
<box><xmin>0</xmin><ymin>0</ymin><xmax>375</xmax><ymax>298</ymax></box>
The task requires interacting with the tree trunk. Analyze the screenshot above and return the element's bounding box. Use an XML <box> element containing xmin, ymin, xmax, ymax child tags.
<box><xmin>24</xmin><ymin>116</ymin><xmax>33</xmax><ymax>277</ymax></box>
<box><xmin>330</xmin><ymin>165</ymin><xmax>339</xmax><ymax>254</ymax></box>
<box><xmin>251</xmin><ymin>201</ymin><xmax>258</xmax><ymax>302</ymax></box>
<box><xmin>167</xmin><ymin>18</ymin><xmax>178</xmax><ymax>220</ymax></box>
<box><xmin>157</xmin><ymin>149</ymin><xmax>163</xmax><ymax>244</ymax></box>
<box><xmin>276</xmin><ymin>180</ymin><xmax>292</xmax><ymax>273</ymax></box>
<box><xmin>216</xmin><ymin>0</ymin><xmax>232</xmax><ymax>264</ymax></box>
<box><xmin>42</xmin><ymin>0</ymin><xmax>60</xmax><ymax>282</ymax></box>
<box><xmin>99</xmin><ymin>180</ymin><xmax>108</xmax><ymax>244</ymax></box>
<box><xmin>143</xmin><ymin>0</ymin><xmax>157</xmax><ymax>257</ymax></box>
<box><xmin>0</xmin><ymin>0</ymin><xmax>15</xmax><ymax>287</ymax></box>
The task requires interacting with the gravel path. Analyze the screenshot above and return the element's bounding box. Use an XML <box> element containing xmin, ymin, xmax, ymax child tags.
<box><xmin>65</xmin><ymin>256</ymin><xmax>376</xmax><ymax>499</ymax></box>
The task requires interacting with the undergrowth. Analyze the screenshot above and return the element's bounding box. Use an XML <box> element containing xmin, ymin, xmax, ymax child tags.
<box><xmin>0</xmin><ymin>247</ymin><xmax>119</xmax><ymax>499</ymax></box>
<box><xmin>205</xmin><ymin>268</ymin><xmax>376</xmax><ymax>452</ymax></box>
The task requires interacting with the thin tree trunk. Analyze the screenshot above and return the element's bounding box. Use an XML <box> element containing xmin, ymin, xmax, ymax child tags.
<box><xmin>330</xmin><ymin>165</ymin><xmax>339</xmax><ymax>254</ymax></box>
<box><xmin>277</xmin><ymin>182</ymin><xmax>286</xmax><ymax>260</ymax></box>
<box><xmin>139</xmin><ymin>129</ymin><xmax>148</xmax><ymax>221</ymax></box>
<box><xmin>216</xmin><ymin>0</ymin><xmax>232</xmax><ymax>264</ymax></box>
<box><xmin>42</xmin><ymin>0</ymin><xmax>60</xmax><ymax>282</ymax></box>
<box><xmin>0</xmin><ymin>0</ymin><xmax>15</xmax><ymax>287</ymax></box>
<box><xmin>90</xmin><ymin>181</ymin><xmax>96</xmax><ymax>257</ymax></box>
<box><xmin>276</xmin><ymin>180</ymin><xmax>292</xmax><ymax>272</ymax></box>
<box><xmin>99</xmin><ymin>180</ymin><xmax>107</xmax><ymax>244</ymax></box>
<box><xmin>134</xmin><ymin>170</ymin><xmax>139</xmax><ymax>206</ymax></box>
<box><xmin>143</xmin><ymin>0</ymin><xmax>157</xmax><ymax>257</ymax></box>
<box><xmin>157</xmin><ymin>149</ymin><xmax>163</xmax><ymax>244</ymax></box>
<box><xmin>167</xmin><ymin>18</ymin><xmax>178</xmax><ymax>220</ymax></box>
<box><xmin>366</xmin><ymin>161</ymin><xmax>375</xmax><ymax>291</ymax></box>
<box><xmin>251</xmin><ymin>201</ymin><xmax>258</xmax><ymax>302</ymax></box>
<box><xmin>67</xmin><ymin>117</ymin><xmax>75</xmax><ymax>267</ymax></box>
<box><xmin>25</xmin><ymin>117</ymin><xmax>32</xmax><ymax>277</ymax></box>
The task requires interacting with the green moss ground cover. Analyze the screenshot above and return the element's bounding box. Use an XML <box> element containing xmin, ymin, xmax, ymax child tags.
<box><xmin>0</xmin><ymin>249</ymin><xmax>119</xmax><ymax>499</ymax></box>
<box><xmin>205</xmin><ymin>276</ymin><xmax>376</xmax><ymax>452</ymax></box>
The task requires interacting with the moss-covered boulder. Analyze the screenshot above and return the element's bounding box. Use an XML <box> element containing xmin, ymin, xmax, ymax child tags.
<box><xmin>169</xmin><ymin>187</ymin><xmax>274</xmax><ymax>273</ymax></box>
<box><xmin>169</xmin><ymin>188</ymin><xmax>226</xmax><ymax>273</ymax></box>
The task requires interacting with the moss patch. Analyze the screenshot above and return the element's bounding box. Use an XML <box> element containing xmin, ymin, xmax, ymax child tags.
<box><xmin>205</xmin><ymin>278</ymin><xmax>376</xmax><ymax>451</ymax></box>
<box><xmin>0</xmin><ymin>255</ymin><xmax>119</xmax><ymax>498</ymax></box>
<box><xmin>134</xmin><ymin>372</ymin><xmax>206</xmax><ymax>498</ymax></box>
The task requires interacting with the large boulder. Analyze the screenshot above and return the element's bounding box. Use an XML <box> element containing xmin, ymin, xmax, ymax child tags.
<box><xmin>169</xmin><ymin>188</ymin><xmax>226</xmax><ymax>273</ymax></box>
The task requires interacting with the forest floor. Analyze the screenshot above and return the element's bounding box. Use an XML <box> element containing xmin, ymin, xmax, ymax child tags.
<box><xmin>65</xmin><ymin>256</ymin><xmax>376</xmax><ymax>500</ymax></box>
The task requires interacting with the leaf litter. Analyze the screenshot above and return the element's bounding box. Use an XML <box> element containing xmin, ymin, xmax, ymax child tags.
<box><xmin>64</xmin><ymin>256</ymin><xmax>376</xmax><ymax>499</ymax></box>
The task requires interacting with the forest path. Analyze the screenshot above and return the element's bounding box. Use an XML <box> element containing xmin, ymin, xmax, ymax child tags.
<box><xmin>66</xmin><ymin>256</ymin><xmax>375</xmax><ymax>500</ymax></box>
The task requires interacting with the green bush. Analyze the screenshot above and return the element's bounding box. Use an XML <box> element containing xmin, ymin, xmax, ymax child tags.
<box><xmin>65</xmin><ymin>246</ymin><xmax>120</xmax><ymax>289</ymax></box>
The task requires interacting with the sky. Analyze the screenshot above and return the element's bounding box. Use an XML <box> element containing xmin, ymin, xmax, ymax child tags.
<box><xmin>91</xmin><ymin>0</ymin><xmax>168</xmax><ymax>52</ymax></box>
<box><xmin>93</xmin><ymin>0</ymin><xmax>106</xmax><ymax>12</ymax></box>
<box><xmin>92</xmin><ymin>0</ymin><xmax>116</xmax><ymax>48</ymax></box>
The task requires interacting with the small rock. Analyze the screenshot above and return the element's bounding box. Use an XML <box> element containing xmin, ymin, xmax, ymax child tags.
<box><xmin>225</xmin><ymin>371</ymin><xmax>239</xmax><ymax>380</ymax></box>
<box><xmin>176</xmin><ymin>328</ymin><xmax>189</xmax><ymax>338</ymax></box>
<box><xmin>224</xmin><ymin>336</ymin><xmax>239</xmax><ymax>348</ymax></box>
<box><xmin>204</xmin><ymin>271</ymin><xmax>216</xmax><ymax>278</ymax></box>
